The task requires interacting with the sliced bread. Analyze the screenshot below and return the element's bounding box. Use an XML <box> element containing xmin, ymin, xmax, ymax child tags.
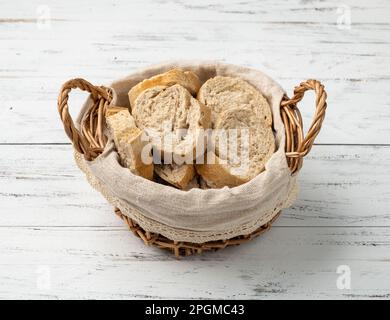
<box><xmin>199</xmin><ymin>177</ymin><xmax>211</xmax><ymax>190</ymax></box>
<box><xmin>196</xmin><ymin>107</ymin><xmax>275</xmax><ymax>188</ymax></box>
<box><xmin>154</xmin><ymin>164</ymin><xmax>195</xmax><ymax>189</ymax></box>
<box><xmin>106</xmin><ymin>110</ymin><xmax>154</xmax><ymax>180</ymax></box>
<box><xmin>198</xmin><ymin>76</ymin><xmax>273</xmax><ymax>126</ymax></box>
<box><xmin>182</xmin><ymin>176</ymin><xmax>200</xmax><ymax>191</ymax></box>
<box><xmin>105</xmin><ymin>106</ymin><xmax>128</xmax><ymax>118</ymax></box>
<box><xmin>132</xmin><ymin>84</ymin><xmax>211</xmax><ymax>160</ymax></box>
<box><xmin>128</xmin><ymin>68</ymin><xmax>201</xmax><ymax>110</ymax></box>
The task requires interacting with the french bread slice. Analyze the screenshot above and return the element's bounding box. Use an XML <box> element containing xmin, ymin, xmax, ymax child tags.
<box><xmin>199</xmin><ymin>177</ymin><xmax>211</xmax><ymax>190</ymax></box>
<box><xmin>128</xmin><ymin>68</ymin><xmax>201</xmax><ymax>110</ymax></box>
<box><xmin>106</xmin><ymin>110</ymin><xmax>154</xmax><ymax>181</ymax></box>
<box><xmin>198</xmin><ymin>76</ymin><xmax>273</xmax><ymax>126</ymax></box>
<box><xmin>183</xmin><ymin>176</ymin><xmax>200</xmax><ymax>191</ymax></box>
<box><xmin>132</xmin><ymin>84</ymin><xmax>211</xmax><ymax>160</ymax></box>
<box><xmin>196</xmin><ymin>152</ymin><xmax>248</xmax><ymax>188</ymax></box>
<box><xmin>154</xmin><ymin>164</ymin><xmax>195</xmax><ymax>189</ymax></box>
<box><xmin>105</xmin><ymin>106</ymin><xmax>128</xmax><ymax>117</ymax></box>
<box><xmin>196</xmin><ymin>107</ymin><xmax>275</xmax><ymax>188</ymax></box>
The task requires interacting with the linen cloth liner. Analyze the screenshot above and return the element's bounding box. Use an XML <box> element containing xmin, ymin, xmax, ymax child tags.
<box><xmin>75</xmin><ymin>61</ymin><xmax>298</xmax><ymax>243</ymax></box>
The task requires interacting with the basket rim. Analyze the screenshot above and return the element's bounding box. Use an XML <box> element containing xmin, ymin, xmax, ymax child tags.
<box><xmin>77</xmin><ymin>61</ymin><xmax>291</xmax><ymax>194</ymax></box>
<box><xmin>114</xmin><ymin>206</ymin><xmax>282</xmax><ymax>257</ymax></box>
<box><xmin>58</xmin><ymin>61</ymin><xmax>327</xmax><ymax>174</ymax></box>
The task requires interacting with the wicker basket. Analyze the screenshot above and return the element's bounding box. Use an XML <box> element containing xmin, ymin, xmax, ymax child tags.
<box><xmin>57</xmin><ymin>67</ymin><xmax>327</xmax><ymax>257</ymax></box>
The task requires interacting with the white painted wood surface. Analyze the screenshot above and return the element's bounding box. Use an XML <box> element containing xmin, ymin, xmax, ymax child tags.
<box><xmin>0</xmin><ymin>0</ymin><xmax>389</xmax><ymax>299</ymax></box>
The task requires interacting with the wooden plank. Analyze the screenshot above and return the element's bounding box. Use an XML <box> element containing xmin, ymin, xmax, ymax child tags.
<box><xmin>0</xmin><ymin>145</ymin><xmax>121</xmax><ymax>227</ymax></box>
<box><xmin>0</xmin><ymin>0</ymin><xmax>389</xmax><ymax>301</ymax></box>
<box><xmin>0</xmin><ymin>144</ymin><xmax>389</xmax><ymax>227</ymax></box>
<box><xmin>284</xmin><ymin>144</ymin><xmax>390</xmax><ymax>226</ymax></box>
<box><xmin>0</xmin><ymin>226</ymin><xmax>389</xmax><ymax>299</ymax></box>
<box><xmin>0</xmin><ymin>0</ymin><xmax>389</xmax><ymax>144</ymax></box>
<box><xmin>1</xmin><ymin>78</ymin><xmax>390</xmax><ymax>144</ymax></box>
<box><xmin>0</xmin><ymin>0</ymin><xmax>389</xmax><ymax>24</ymax></box>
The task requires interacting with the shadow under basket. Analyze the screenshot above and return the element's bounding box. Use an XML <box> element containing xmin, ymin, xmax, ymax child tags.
<box><xmin>57</xmin><ymin>76</ymin><xmax>327</xmax><ymax>257</ymax></box>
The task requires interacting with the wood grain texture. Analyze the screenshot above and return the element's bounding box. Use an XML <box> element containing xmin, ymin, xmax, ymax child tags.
<box><xmin>1</xmin><ymin>0</ymin><xmax>389</xmax><ymax>299</ymax></box>
<box><xmin>0</xmin><ymin>0</ymin><xmax>389</xmax><ymax>143</ymax></box>
<box><xmin>0</xmin><ymin>226</ymin><xmax>389</xmax><ymax>299</ymax></box>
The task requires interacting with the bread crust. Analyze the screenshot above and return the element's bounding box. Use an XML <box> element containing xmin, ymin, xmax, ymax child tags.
<box><xmin>119</xmin><ymin>127</ymin><xmax>154</xmax><ymax>181</ymax></box>
<box><xmin>105</xmin><ymin>106</ymin><xmax>128</xmax><ymax>117</ymax></box>
<box><xmin>154</xmin><ymin>164</ymin><xmax>195</xmax><ymax>189</ymax></box>
<box><xmin>196</xmin><ymin>108</ymin><xmax>275</xmax><ymax>188</ymax></box>
<box><xmin>183</xmin><ymin>176</ymin><xmax>200</xmax><ymax>191</ymax></box>
<box><xmin>128</xmin><ymin>68</ymin><xmax>201</xmax><ymax>110</ymax></box>
<box><xmin>196</xmin><ymin>152</ymin><xmax>248</xmax><ymax>188</ymax></box>
<box><xmin>106</xmin><ymin>110</ymin><xmax>154</xmax><ymax>180</ymax></box>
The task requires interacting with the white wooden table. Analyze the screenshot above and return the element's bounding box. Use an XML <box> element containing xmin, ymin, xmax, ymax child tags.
<box><xmin>1</xmin><ymin>0</ymin><xmax>389</xmax><ymax>299</ymax></box>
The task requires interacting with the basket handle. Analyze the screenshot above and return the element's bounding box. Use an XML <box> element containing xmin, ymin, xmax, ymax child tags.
<box><xmin>280</xmin><ymin>79</ymin><xmax>327</xmax><ymax>174</ymax></box>
<box><xmin>57</xmin><ymin>78</ymin><xmax>112</xmax><ymax>161</ymax></box>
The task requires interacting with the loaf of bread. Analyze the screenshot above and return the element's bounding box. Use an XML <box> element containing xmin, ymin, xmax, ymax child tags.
<box><xmin>132</xmin><ymin>84</ymin><xmax>211</xmax><ymax>160</ymax></box>
<box><xmin>106</xmin><ymin>109</ymin><xmax>154</xmax><ymax>180</ymax></box>
<box><xmin>154</xmin><ymin>164</ymin><xmax>195</xmax><ymax>189</ymax></box>
<box><xmin>128</xmin><ymin>68</ymin><xmax>201</xmax><ymax>110</ymax></box>
<box><xmin>105</xmin><ymin>106</ymin><xmax>128</xmax><ymax>118</ymax></box>
<box><xmin>198</xmin><ymin>76</ymin><xmax>272</xmax><ymax>126</ymax></box>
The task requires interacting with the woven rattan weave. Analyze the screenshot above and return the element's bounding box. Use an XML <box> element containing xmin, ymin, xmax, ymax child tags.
<box><xmin>57</xmin><ymin>77</ymin><xmax>327</xmax><ymax>257</ymax></box>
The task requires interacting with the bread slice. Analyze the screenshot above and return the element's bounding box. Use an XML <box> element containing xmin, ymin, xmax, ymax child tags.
<box><xmin>106</xmin><ymin>110</ymin><xmax>154</xmax><ymax>180</ymax></box>
<box><xmin>132</xmin><ymin>84</ymin><xmax>210</xmax><ymax>160</ymax></box>
<box><xmin>106</xmin><ymin>107</ymin><xmax>136</xmax><ymax>131</ymax></box>
<box><xmin>128</xmin><ymin>69</ymin><xmax>201</xmax><ymax>110</ymax></box>
<box><xmin>196</xmin><ymin>107</ymin><xmax>275</xmax><ymax>188</ymax></box>
<box><xmin>199</xmin><ymin>177</ymin><xmax>211</xmax><ymax>190</ymax></box>
<box><xmin>198</xmin><ymin>76</ymin><xmax>272</xmax><ymax>126</ymax></box>
<box><xmin>105</xmin><ymin>106</ymin><xmax>128</xmax><ymax>118</ymax></box>
<box><xmin>154</xmin><ymin>164</ymin><xmax>195</xmax><ymax>189</ymax></box>
<box><xmin>183</xmin><ymin>176</ymin><xmax>200</xmax><ymax>191</ymax></box>
<box><xmin>196</xmin><ymin>152</ymin><xmax>248</xmax><ymax>188</ymax></box>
